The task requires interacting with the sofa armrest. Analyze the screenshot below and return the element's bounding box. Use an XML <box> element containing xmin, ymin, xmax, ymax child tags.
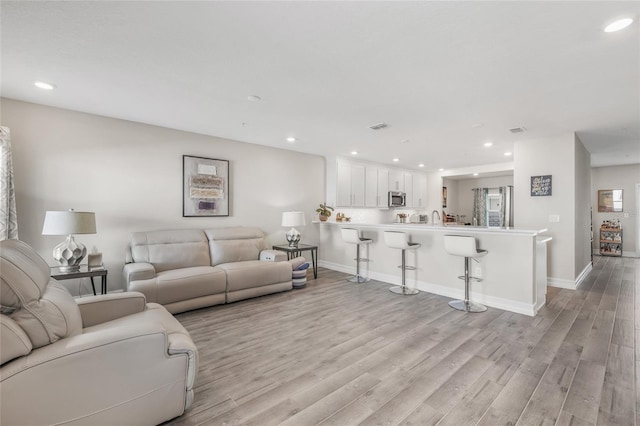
<box><xmin>0</xmin><ymin>323</ymin><xmax>195</xmax><ymax>425</ymax></box>
<box><xmin>259</xmin><ymin>249</ymin><xmax>288</xmax><ymax>262</ymax></box>
<box><xmin>76</xmin><ymin>292</ymin><xmax>147</xmax><ymax>327</ymax></box>
<box><xmin>123</xmin><ymin>261</ymin><xmax>156</xmax><ymax>284</ymax></box>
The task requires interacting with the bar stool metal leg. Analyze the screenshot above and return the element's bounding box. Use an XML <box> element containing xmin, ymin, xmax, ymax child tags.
<box><xmin>348</xmin><ymin>243</ymin><xmax>370</xmax><ymax>283</ymax></box>
<box><xmin>448</xmin><ymin>256</ymin><xmax>487</xmax><ymax>312</ymax></box>
<box><xmin>389</xmin><ymin>249</ymin><xmax>419</xmax><ymax>295</ymax></box>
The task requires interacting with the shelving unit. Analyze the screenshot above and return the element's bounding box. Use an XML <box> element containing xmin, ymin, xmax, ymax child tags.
<box><xmin>599</xmin><ymin>227</ymin><xmax>622</xmax><ymax>256</ymax></box>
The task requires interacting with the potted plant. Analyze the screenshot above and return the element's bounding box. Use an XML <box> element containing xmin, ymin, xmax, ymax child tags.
<box><xmin>315</xmin><ymin>203</ymin><xmax>334</xmax><ymax>222</ymax></box>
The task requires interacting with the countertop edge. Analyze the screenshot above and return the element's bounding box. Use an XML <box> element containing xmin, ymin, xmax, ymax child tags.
<box><xmin>312</xmin><ymin>221</ymin><xmax>546</xmax><ymax>236</ymax></box>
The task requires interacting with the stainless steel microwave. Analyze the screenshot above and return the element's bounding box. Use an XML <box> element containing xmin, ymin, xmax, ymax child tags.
<box><xmin>388</xmin><ymin>191</ymin><xmax>406</xmax><ymax>207</ymax></box>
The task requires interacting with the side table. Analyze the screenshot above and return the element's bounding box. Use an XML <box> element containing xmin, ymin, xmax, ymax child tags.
<box><xmin>272</xmin><ymin>244</ymin><xmax>318</xmax><ymax>279</ymax></box>
<box><xmin>51</xmin><ymin>266</ymin><xmax>108</xmax><ymax>296</ymax></box>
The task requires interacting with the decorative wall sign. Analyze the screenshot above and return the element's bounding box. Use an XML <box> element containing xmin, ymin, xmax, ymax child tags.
<box><xmin>183</xmin><ymin>155</ymin><xmax>229</xmax><ymax>217</ymax></box>
<box><xmin>598</xmin><ymin>189</ymin><xmax>623</xmax><ymax>212</ymax></box>
<box><xmin>530</xmin><ymin>175</ymin><xmax>552</xmax><ymax>196</ymax></box>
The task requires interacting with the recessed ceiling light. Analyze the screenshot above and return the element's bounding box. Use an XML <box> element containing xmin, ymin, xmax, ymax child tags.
<box><xmin>351</xmin><ymin>151</ymin><xmax>358</xmax><ymax>155</ymax></box>
<box><xmin>392</xmin><ymin>158</ymin><xmax>399</xmax><ymax>162</ymax></box>
<box><xmin>504</xmin><ymin>152</ymin><xmax>513</xmax><ymax>156</ymax></box>
<box><xmin>247</xmin><ymin>95</ymin><xmax>262</xmax><ymax>102</ymax></box>
<box><xmin>286</xmin><ymin>137</ymin><xmax>296</xmax><ymax>143</ymax></box>
<box><xmin>605</xmin><ymin>18</ymin><xmax>633</xmax><ymax>33</ymax></box>
<box><xmin>438</xmin><ymin>168</ymin><xmax>444</xmax><ymax>172</ymax></box>
<box><xmin>473</xmin><ymin>173</ymin><xmax>479</xmax><ymax>176</ymax></box>
<box><xmin>484</xmin><ymin>142</ymin><xmax>493</xmax><ymax>147</ymax></box>
<box><xmin>472</xmin><ymin>123</ymin><xmax>484</xmax><ymax>128</ymax></box>
<box><xmin>34</xmin><ymin>81</ymin><xmax>56</xmax><ymax>90</ymax></box>
<box><xmin>418</xmin><ymin>163</ymin><xmax>425</xmax><ymax>168</ymax></box>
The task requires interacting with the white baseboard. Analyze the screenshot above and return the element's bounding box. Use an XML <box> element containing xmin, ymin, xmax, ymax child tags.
<box><xmin>548</xmin><ymin>262</ymin><xmax>592</xmax><ymax>290</ymax></box>
<box><xmin>319</xmin><ymin>260</ymin><xmax>536</xmax><ymax>316</ymax></box>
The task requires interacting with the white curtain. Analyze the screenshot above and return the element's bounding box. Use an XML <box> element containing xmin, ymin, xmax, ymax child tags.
<box><xmin>0</xmin><ymin>127</ymin><xmax>18</xmax><ymax>240</ymax></box>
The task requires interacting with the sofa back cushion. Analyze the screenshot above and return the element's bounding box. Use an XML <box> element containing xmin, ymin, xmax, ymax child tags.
<box><xmin>0</xmin><ymin>239</ymin><xmax>83</xmax><ymax>349</ymax></box>
<box><xmin>205</xmin><ymin>227</ymin><xmax>266</xmax><ymax>266</ymax></box>
<box><xmin>130</xmin><ymin>230</ymin><xmax>210</xmax><ymax>273</ymax></box>
<box><xmin>1</xmin><ymin>314</ymin><xmax>32</xmax><ymax>365</ymax></box>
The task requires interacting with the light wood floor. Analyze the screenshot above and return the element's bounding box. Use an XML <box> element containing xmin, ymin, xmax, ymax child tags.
<box><xmin>169</xmin><ymin>255</ymin><xmax>638</xmax><ymax>426</ymax></box>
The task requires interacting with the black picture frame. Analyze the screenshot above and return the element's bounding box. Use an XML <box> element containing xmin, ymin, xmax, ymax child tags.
<box><xmin>530</xmin><ymin>175</ymin><xmax>552</xmax><ymax>196</ymax></box>
<box><xmin>183</xmin><ymin>155</ymin><xmax>230</xmax><ymax>217</ymax></box>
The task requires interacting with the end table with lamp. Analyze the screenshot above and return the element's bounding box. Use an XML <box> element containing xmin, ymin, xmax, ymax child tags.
<box><xmin>42</xmin><ymin>209</ymin><xmax>106</xmax><ymax>294</ymax></box>
<box><xmin>272</xmin><ymin>243</ymin><xmax>318</xmax><ymax>279</ymax></box>
<box><xmin>50</xmin><ymin>265</ymin><xmax>108</xmax><ymax>295</ymax></box>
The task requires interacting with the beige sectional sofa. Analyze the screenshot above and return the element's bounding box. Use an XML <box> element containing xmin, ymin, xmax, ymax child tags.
<box><xmin>124</xmin><ymin>227</ymin><xmax>297</xmax><ymax>313</ymax></box>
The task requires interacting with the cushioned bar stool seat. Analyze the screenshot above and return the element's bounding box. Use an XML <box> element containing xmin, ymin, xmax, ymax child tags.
<box><xmin>341</xmin><ymin>228</ymin><xmax>373</xmax><ymax>283</ymax></box>
<box><xmin>383</xmin><ymin>231</ymin><xmax>421</xmax><ymax>295</ymax></box>
<box><xmin>444</xmin><ymin>235</ymin><xmax>488</xmax><ymax>312</ymax></box>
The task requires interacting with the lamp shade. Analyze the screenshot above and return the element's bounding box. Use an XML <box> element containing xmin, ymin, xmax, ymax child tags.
<box><xmin>42</xmin><ymin>211</ymin><xmax>96</xmax><ymax>235</ymax></box>
<box><xmin>281</xmin><ymin>211</ymin><xmax>306</xmax><ymax>227</ymax></box>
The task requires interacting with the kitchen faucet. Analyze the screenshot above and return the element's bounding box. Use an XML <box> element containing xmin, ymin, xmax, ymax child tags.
<box><xmin>432</xmin><ymin>210</ymin><xmax>441</xmax><ymax>224</ymax></box>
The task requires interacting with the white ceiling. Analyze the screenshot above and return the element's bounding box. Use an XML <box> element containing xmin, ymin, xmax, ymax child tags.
<box><xmin>2</xmin><ymin>1</ymin><xmax>639</xmax><ymax>171</ymax></box>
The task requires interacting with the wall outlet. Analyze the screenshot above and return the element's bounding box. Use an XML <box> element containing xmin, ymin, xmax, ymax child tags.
<box><xmin>549</xmin><ymin>214</ymin><xmax>560</xmax><ymax>223</ymax></box>
<box><xmin>624</xmin><ymin>212</ymin><xmax>630</xmax><ymax>218</ymax></box>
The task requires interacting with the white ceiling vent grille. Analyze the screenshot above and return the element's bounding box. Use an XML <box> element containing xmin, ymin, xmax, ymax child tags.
<box><xmin>509</xmin><ymin>127</ymin><xmax>526</xmax><ymax>134</ymax></box>
<box><xmin>369</xmin><ymin>123</ymin><xmax>389</xmax><ymax>130</ymax></box>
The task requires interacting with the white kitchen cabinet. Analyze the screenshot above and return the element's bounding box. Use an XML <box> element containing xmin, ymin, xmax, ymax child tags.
<box><xmin>351</xmin><ymin>163</ymin><xmax>365</xmax><ymax>206</ymax></box>
<box><xmin>413</xmin><ymin>173</ymin><xmax>428</xmax><ymax>208</ymax></box>
<box><xmin>336</xmin><ymin>161</ymin><xmax>352</xmax><ymax>207</ymax></box>
<box><xmin>403</xmin><ymin>172</ymin><xmax>414</xmax><ymax>207</ymax></box>
<box><xmin>365</xmin><ymin>166</ymin><xmax>389</xmax><ymax>208</ymax></box>
<box><xmin>365</xmin><ymin>165</ymin><xmax>378</xmax><ymax>207</ymax></box>
<box><xmin>336</xmin><ymin>160</ymin><xmax>365</xmax><ymax>207</ymax></box>
<box><xmin>389</xmin><ymin>169</ymin><xmax>404</xmax><ymax>192</ymax></box>
<box><xmin>377</xmin><ymin>168</ymin><xmax>389</xmax><ymax>207</ymax></box>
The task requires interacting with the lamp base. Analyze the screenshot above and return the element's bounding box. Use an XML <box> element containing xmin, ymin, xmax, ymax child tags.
<box><xmin>53</xmin><ymin>235</ymin><xmax>87</xmax><ymax>271</ymax></box>
<box><xmin>286</xmin><ymin>227</ymin><xmax>301</xmax><ymax>248</ymax></box>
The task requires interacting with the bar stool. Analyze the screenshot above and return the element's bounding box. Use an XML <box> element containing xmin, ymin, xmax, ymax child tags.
<box><xmin>443</xmin><ymin>235</ymin><xmax>488</xmax><ymax>312</ymax></box>
<box><xmin>341</xmin><ymin>228</ymin><xmax>372</xmax><ymax>283</ymax></box>
<box><xmin>383</xmin><ymin>231</ymin><xmax>420</xmax><ymax>295</ymax></box>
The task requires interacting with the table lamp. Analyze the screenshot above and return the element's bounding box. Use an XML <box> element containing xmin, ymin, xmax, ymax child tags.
<box><xmin>42</xmin><ymin>209</ymin><xmax>96</xmax><ymax>272</ymax></box>
<box><xmin>281</xmin><ymin>211</ymin><xmax>306</xmax><ymax>248</ymax></box>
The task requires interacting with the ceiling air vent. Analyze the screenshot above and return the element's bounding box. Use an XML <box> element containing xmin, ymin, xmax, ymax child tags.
<box><xmin>509</xmin><ymin>127</ymin><xmax>526</xmax><ymax>134</ymax></box>
<box><xmin>369</xmin><ymin>122</ymin><xmax>389</xmax><ymax>130</ymax></box>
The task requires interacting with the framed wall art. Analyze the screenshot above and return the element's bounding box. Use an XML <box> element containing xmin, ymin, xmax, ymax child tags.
<box><xmin>530</xmin><ymin>175</ymin><xmax>552</xmax><ymax>196</ymax></box>
<box><xmin>183</xmin><ymin>155</ymin><xmax>229</xmax><ymax>217</ymax></box>
<box><xmin>597</xmin><ymin>189</ymin><xmax>623</xmax><ymax>212</ymax></box>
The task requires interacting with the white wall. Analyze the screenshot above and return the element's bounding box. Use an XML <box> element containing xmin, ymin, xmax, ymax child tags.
<box><xmin>574</xmin><ymin>135</ymin><xmax>592</xmax><ymax>275</ymax></box>
<box><xmin>591</xmin><ymin>163</ymin><xmax>640</xmax><ymax>256</ymax></box>
<box><xmin>1</xmin><ymin>98</ymin><xmax>326</xmax><ymax>294</ymax></box>
<box><xmin>514</xmin><ymin>134</ymin><xmax>577</xmax><ymax>284</ymax></box>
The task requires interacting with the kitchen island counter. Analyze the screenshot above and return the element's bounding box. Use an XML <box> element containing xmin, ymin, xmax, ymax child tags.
<box><xmin>316</xmin><ymin>221</ymin><xmax>549</xmax><ymax>316</ymax></box>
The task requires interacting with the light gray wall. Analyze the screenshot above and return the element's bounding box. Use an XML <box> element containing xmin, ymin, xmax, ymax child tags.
<box><xmin>574</xmin><ymin>135</ymin><xmax>592</xmax><ymax>275</ymax></box>
<box><xmin>514</xmin><ymin>134</ymin><xmax>576</xmax><ymax>284</ymax></box>
<box><xmin>591</xmin><ymin>163</ymin><xmax>640</xmax><ymax>256</ymax></box>
<box><xmin>2</xmin><ymin>98</ymin><xmax>326</xmax><ymax>294</ymax></box>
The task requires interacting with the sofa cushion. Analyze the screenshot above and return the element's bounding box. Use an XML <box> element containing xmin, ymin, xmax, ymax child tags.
<box><xmin>205</xmin><ymin>227</ymin><xmax>267</xmax><ymax>266</ymax></box>
<box><xmin>217</xmin><ymin>260</ymin><xmax>292</xmax><ymax>292</ymax></box>
<box><xmin>130</xmin><ymin>230</ymin><xmax>210</xmax><ymax>273</ymax></box>
<box><xmin>0</xmin><ymin>239</ymin><xmax>51</xmax><ymax>312</ymax></box>
<box><xmin>156</xmin><ymin>266</ymin><xmax>227</xmax><ymax>305</ymax></box>
<box><xmin>0</xmin><ymin>239</ymin><xmax>82</xmax><ymax>348</ymax></box>
<box><xmin>1</xmin><ymin>314</ymin><xmax>32</xmax><ymax>365</ymax></box>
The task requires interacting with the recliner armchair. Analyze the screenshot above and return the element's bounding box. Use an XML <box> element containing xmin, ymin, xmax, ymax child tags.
<box><xmin>0</xmin><ymin>239</ymin><xmax>198</xmax><ymax>425</ymax></box>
